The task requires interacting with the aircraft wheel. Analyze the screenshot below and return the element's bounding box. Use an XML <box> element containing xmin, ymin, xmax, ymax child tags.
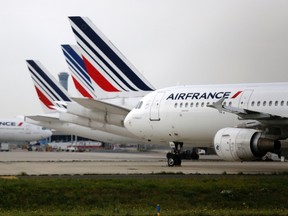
<box><xmin>168</xmin><ymin>156</ymin><xmax>175</xmax><ymax>167</ymax></box>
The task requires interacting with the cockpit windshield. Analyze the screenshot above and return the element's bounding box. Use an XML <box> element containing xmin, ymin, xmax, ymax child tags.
<box><xmin>135</xmin><ymin>101</ymin><xmax>143</xmax><ymax>109</ymax></box>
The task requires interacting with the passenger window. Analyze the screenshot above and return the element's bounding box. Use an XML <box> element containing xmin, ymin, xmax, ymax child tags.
<box><xmin>281</xmin><ymin>101</ymin><xmax>284</xmax><ymax>106</ymax></box>
<box><xmin>201</xmin><ymin>102</ymin><xmax>204</xmax><ymax>107</ymax></box>
<box><xmin>196</xmin><ymin>102</ymin><xmax>199</xmax><ymax>107</ymax></box>
<box><xmin>263</xmin><ymin>101</ymin><xmax>266</xmax><ymax>106</ymax></box>
<box><xmin>251</xmin><ymin>101</ymin><xmax>255</xmax><ymax>106</ymax></box>
<box><xmin>180</xmin><ymin>103</ymin><xmax>183</xmax><ymax>108</ymax></box>
<box><xmin>190</xmin><ymin>102</ymin><xmax>193</xmax><ymax>108</ymax></box>
<box><xmin>228</xmin><ymin>102</ymin><xmax>232</xmax><ymax>106</ymax></box>
<box><xmin>269</xmin><ymin>101</ymin><xmax>272</xmax><ymax>106</ymax></box>
<box><xmin>257</xmin><ymin>101</ymin><xmax>260</xmax><ymax>106</ymax></box>
<box><xmin>185</xmin><ymin>102</ymin><xmax>188</xmax><ymax>108</ymax></box>
<box><xmin>275</xmin><ymin>101</ymin><xmax>278</xmax><ymax>106</ymax></box>
<box><xmin>174</xmin><ymin>103</ymin><xmax>178</xmax><ymax>108</ymax></box>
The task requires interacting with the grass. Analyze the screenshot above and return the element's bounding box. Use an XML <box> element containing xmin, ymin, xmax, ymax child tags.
<box><xmin>0</xmin><ymin>174</ymin><xmax>287</xmax><ymax>215</ymax></box>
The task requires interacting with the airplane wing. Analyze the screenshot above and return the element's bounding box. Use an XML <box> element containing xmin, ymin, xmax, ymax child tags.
<box><xmin>71</xmin><ymin>97</ymin><xmax>130</xmax><ymax>115</ymax></box>
<box><xmin>25</xmin><ymin>113</ymin><xmax>61</xmax><ymax>123</ymax></box>
<box><xmin>207</xmin><ymin>98</ymin><xmax>287</xmax><ymax>121</ymax></box>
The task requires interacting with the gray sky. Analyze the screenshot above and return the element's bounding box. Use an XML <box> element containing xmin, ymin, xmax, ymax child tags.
<box><xmin>1</xmin><ymin>0</ymin><xmax>288</xmax><ymax>118</ymax></box>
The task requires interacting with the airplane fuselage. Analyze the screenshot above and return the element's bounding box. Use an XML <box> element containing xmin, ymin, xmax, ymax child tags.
<box><xmin>0</xmin><ymin>119</ymin><xmax>52</xmax><ymax>142</ymax></box>
<box><xmin>124</xmin><ymin>83</ymin><xmax>288</xmax><ymax>147</ymax></box>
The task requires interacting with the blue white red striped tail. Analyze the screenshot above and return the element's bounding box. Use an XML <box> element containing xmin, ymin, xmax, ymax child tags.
<box><xmin>26</xmin><ymin>60</ymin><xmax>72</xmax><ymax>113</ymax></box>
<box><xmin>61</xmin><ymin>44</ymin><xmax>98</xmax><ymax>99</ymax></box>
<box><xmin>68</xmin><ymin>16</ymin><xmax>155</xmax><ymax>98</ymax></box>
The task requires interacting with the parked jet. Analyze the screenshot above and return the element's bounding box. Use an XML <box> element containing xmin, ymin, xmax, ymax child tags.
<box><xmin>124</xmin><ymin>84</ymin><xmax>288</xmax><ymax>165</ymax></box>
<box><xmin>0</xmin><ymin>117</ymin><xmax>52</xmax><ymax>142</ymax></box>
<box><xmin>25</xmin><ymin>60</ymin><xmax>147</xmax><ymax>144</ymax></box>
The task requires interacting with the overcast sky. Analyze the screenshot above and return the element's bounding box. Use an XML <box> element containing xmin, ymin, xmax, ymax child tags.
<box><xmin>1</xmin><ymin>0</ymin><xmax>288</xmax><ymax>118</ymax></box>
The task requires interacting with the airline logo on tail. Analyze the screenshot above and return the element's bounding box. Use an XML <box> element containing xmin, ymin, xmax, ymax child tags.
<box><xmin>68</xmin><ymin>16</ymin><xmax>155</xmax><ymax>95</ymax></box>
<box><xmin>62</xmin><ymin>44</ymin><xmax>96</xmax><ymax>99</ymax></box>
<box><xmin>26</xmin><ymin>60</ymin><xmax>71</xmax><ymax>112</ymax></box>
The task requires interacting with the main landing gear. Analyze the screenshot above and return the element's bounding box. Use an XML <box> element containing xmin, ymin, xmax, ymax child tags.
<box><xmin>166</xmin><ymin>142</ymin><xmax>200</xmax><ymax>167</ymax></box>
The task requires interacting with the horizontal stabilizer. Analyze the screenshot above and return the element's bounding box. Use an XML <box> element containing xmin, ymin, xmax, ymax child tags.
<box><xmin>72</xmin><ymin>97</ymin><xmax>130</xmax><ymax>115</ymax></box>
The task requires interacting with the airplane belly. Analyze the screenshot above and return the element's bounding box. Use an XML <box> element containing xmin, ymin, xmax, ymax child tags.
<box><xmin>0</xmin><ymin>130</ymin><xmax>14</xmax><ymax>141</ymax></box>
<box><xmin>141</xmin><ymin>110</ymin><xmax>238</xmax><ymax>146</ymax></box>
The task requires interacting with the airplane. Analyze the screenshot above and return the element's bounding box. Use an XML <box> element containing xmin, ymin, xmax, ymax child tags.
<box><xmin>124</xmin><ymin>83</ymin><xmax>288</xmax><ymax>165</ymax></box>
<box><xmin>25</xmin><ymin>60</ymin><xmax>149</xmax><ymax>145</ymax></box>
<box><xmin>0</xmin><ymin>117</ymin><xmax>52</xmax><ymax>142</ymax></box>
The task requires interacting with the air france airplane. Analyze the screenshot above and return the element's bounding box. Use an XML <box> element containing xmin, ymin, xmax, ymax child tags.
<box><xmin>124</xmin><ymin>83</ymin><xmax>288</xmax><ymax>165</ymax></box>
<box><xmin>0</xmin><ymin>117</ymin><xmax>52</xmax><ymax>142</ymax></box>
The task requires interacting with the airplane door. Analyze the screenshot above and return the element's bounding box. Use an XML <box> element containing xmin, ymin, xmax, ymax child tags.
<box><xmin>150</xmin><ymin>92</ymin><xmax>165</xmax><ymax>121</ymax></box>
<box><xmin>238</xmin><ymin>90</ymin><xmax>253</xmax><ymax>109</ymax></box>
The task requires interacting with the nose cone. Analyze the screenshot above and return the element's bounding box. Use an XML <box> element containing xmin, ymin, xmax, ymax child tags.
<box><xmin>124</xmin><ymin>111</ymin><xmax>133</xmax><ymax>132</ymax></box>
<box><xmin>124</xmin><ymin>109</ymin><xmax>144</xmax><ymax>139</ymax></box>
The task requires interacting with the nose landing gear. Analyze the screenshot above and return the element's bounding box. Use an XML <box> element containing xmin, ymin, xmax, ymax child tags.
<box><xmin>166</xmin><ymin>142</ymin><xmax>200</xmax><ymax>166</ymax></box>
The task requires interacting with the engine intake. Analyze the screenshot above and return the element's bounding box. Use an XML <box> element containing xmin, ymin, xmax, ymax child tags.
<box><xmin>214</xmin><ymin>128</ymin><xmax>280</xmax><ymax>161</ymax></box>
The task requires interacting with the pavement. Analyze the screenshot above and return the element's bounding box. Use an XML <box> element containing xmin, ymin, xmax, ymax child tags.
<box><xmin>0</xmin><ymin>150</ymin><xmax>287</xmax><ymax>176</ymax></box>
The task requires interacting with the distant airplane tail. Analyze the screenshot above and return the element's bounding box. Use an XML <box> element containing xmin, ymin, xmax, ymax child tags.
<box><xmin>26</xmin><ymin>60</ymin><xmax>72</xmax><ymax>113</ymax></box>
<box><xmin>68</xmin><ymin>16</ymin><xmax>155</xmax><ymax>99</ymax></box>
<box><xmin>61</xmin><ymin>44</ymin><xmax>98</xmax><ymax>99</ymax></box>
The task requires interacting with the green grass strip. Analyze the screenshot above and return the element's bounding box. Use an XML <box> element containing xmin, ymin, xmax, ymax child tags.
<box><xmin>0</xmin><ymin>174</ymin><xmax>287</xmax><ymax>215</ymax></box>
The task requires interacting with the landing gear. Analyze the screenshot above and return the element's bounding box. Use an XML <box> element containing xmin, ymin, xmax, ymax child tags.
<box><xmin>167</xmin><ymin>152</ymin><xmax>182</xmax><ymax>166</ymax></box>
<box><xmin>166</xmin><ymin>142</ymin><xmax>200</xmax><ymax>166</ymax></box>
<box><xmin>166</xmin><ymin>142</ymin><xmax>183</xmax><ymax>166</ymax></box>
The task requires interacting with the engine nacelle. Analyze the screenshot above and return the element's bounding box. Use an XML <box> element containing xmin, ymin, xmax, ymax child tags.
<box><xmin>214</xmin><ymin>128</ymin><xmax>281</xmax><ymax>161</ymax></box>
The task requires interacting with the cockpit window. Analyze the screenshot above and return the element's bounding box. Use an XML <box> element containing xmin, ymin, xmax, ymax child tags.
<box><xmin>135</xmin><ymin>101</ymin><xmax>143</xmax><ymax>109</ymax></box>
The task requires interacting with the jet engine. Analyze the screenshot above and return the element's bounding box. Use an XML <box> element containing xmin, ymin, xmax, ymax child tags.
<box><xmin>214</xmin><ymin>128</ymin><xmax>281</xmax><ymax>161</ymax></box>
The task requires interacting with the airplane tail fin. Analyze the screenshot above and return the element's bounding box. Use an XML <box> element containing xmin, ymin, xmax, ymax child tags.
<box><xmin>68</xmin><ymin>16</ymin><xmax>155</xmax><ymax>99</ymax></box>
<box><xmin>26</xmin><ymin>60</ymin><xmax>72</xmax><ymax>113</ymax></box>
<box><xmin>61</xmin><ymin>44</ymin><xmax>99</xmax><ymax>99</ymax></box>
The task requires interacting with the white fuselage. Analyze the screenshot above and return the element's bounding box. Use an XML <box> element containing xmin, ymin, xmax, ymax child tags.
<box><xmin>0</xmin><ymin>119</ymin><xmax>52</xmax><ymax>142</ymax></box>
<box><xmin>124</xmin><ymin>83</ymin><xmax>288</xmax><ymax>147</ymax></box>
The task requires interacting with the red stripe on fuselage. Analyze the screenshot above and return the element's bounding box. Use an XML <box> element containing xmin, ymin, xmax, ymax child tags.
<box><xmin>231</xmin><ymin>91</ymin><xmax>242</xmax><ymax>99</ymax></box>
<box><xmin>35</xmin><ymin>86</ymin><xmax>55</xmax><ymax>110</ymax></box>
<box><xmin>72</xmin><ymin>76</ymin><xmax>93</xmax><ymax>98</ymax></box>
<box><xmin>82</xmin><ymin>56</ymin><xmax>119</xmax><ymax>92</ymax></box>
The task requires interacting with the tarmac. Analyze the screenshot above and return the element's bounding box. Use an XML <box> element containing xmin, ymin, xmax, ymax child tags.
<box><xmin>0</xmin><ymin>150</ymin><xmax>287</xmax><ymax>176</ymax></box>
